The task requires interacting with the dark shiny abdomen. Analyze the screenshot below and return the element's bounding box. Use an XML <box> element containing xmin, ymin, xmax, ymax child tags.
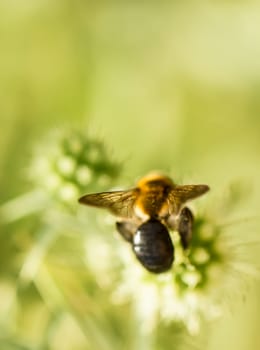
<box><xmin>133</xmin><ymin>219</ymin><xmax>174</xmax><ymax>273</ymax></box>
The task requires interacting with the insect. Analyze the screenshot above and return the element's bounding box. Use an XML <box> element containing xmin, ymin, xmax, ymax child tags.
<box><xmin>78</xmin><ymin>173</ymin><xmax>209</xmax><ymax>273</ymax></box>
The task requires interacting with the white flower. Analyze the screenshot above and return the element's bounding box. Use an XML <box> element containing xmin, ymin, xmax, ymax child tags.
<box><xmin>92</xmin><ymin>211</ymin><xmax>254</xmax><ymax>336</ymax></box>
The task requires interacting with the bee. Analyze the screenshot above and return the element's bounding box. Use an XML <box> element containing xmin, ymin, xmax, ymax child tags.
<box><xmin>79</xmin><ymin>173</ymin><xmax>209</xmax><ymax>273</ymax></box>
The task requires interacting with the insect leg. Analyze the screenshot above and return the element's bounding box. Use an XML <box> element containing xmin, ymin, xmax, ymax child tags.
<box><xmin>178</xmin><ymin>207</ymin><xmax>194</xmax><ymax>250</ymax></box>
<box><xmin>116</xmin><ymin>221</ymin><xmax>137</xmax><ymax>243</ymax></box>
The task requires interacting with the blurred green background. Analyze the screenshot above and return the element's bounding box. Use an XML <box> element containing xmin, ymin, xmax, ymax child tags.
<box><xmin>1</xmin><ymin>1</ymin><xmax>260</xmax><ymax>349</ymax></box>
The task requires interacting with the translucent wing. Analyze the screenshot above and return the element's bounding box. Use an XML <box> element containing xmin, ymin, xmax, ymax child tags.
<box><xmin>78</xmin><ymin>189</ymin><xmax>139</xmax><ymax>218</ymax></box>
<box><xmin>168</xmin><ymin>184</ymin><xmax>209</xmax><ymax>214</ymax></box>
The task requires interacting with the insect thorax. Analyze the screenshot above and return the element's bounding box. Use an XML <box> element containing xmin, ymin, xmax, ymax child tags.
<box><xmin>136</xmin><ymin>183</ymin><xmax>171</xmax><ymax>219</ymax></box>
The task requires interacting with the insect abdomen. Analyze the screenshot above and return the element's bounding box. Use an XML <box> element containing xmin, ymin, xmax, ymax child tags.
<box><xmin>133</xmin><ymin>219</ymin><xmax>174</xmax><ymax>273</ymax></box>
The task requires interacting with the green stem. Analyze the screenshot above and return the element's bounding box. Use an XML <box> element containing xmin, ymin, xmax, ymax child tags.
<box><xmin>0</xmin><ymin>190</ymin><xmax>48</xmax><ymax>223</ymax></box>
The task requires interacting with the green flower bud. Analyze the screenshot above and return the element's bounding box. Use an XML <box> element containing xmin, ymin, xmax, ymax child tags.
<box><xmin>29</xmin><ymin>129</ymin><xmax>120</xmax><ymax>206</ymax></box>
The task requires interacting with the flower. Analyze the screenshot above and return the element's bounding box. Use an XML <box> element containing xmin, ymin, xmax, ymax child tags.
<box><xmin>109</xmin><ymin>214</ymin><xmax>226</xmax><ymax>335</ymax></box>
<box><xmin>81</xmin><ymin>187</ymin><xmax>257</xmax><ymax>336</ymax></box>
<box><xmin>28</xmin><ymin>129</ymin><xmax>120</xmax><ymax>206</ymax></box>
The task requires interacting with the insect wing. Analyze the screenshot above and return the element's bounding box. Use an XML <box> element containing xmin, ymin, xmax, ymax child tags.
<box><xmin>78</xmin><ymin>189</ymin><xmax>138</xmax><ymax>218</ymax></box>
<box><xmin>168</xmin><ymin>184</ymin><xmax>209</xmax><ymax>214</ymax></box>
